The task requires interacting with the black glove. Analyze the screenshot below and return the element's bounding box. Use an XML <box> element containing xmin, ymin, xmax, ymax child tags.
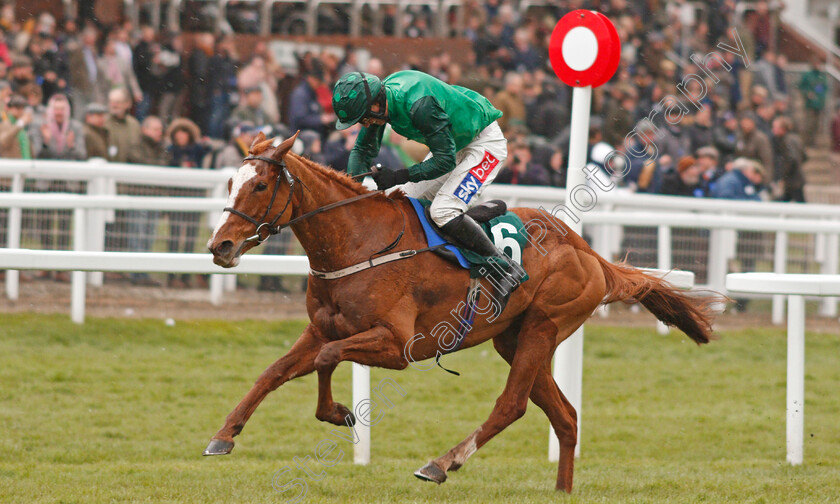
<box><xmin>371</xmin><ymin>164</ymin><xmax>410</xmax><ymax>190</ymax></box>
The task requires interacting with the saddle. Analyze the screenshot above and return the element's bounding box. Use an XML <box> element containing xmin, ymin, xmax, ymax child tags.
<box><xmin>424</xmin><ymin>200</ymin><xmax>507</xmax><ymax>266</ymax></box>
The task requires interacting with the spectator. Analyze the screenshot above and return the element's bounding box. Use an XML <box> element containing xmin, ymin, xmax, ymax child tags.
<box><xmin>187</xmin><ymin>33</ymin><xmax>214</xmax><ymax>135</ymax></box>
<box><xmin>474</xmin><ymin>19</ymin><xmax>504</xmax><ymax>66</ymax></box>
<box><xmin>165</xmin><ymin>117</ymin><xmax>208</xmax><ymax>288</ymax></box>
<box><xmin>603</xmin><ymin>84</ymin><xmax>631</xmax><ymax>146</ymax></box>
<box><xmin>230</xmin><ymin>86</ymin><xmax>266</xmax><ymax>126</ymax></box>
<box><xmin>288</xmin><ymin>61</ymin><xmax>334</xmax><ymax>138</ymax></box>
<box><xmin>8</xmin><ymin>55</ymin><xmax>34</xmax><ymax>93</ymax></box>
<box><xmin>104</xmin><ymin>87</ymin><xmax>141</xmax><ymax>162</ymax></box>
<box><xmin>205</xmin><ymin>35</ymin><xmax>239</xmax><ymax>139</ymax></box>
<box><xmin>710</xmin><ymin>158</ymin><xmax>766</xmax><ymax>201</ymax></box>
<box><xmin>337</xmin><ymin>43</ymin><xmax>359</xmax><ymax>76</ymax></box>
<box><xmin>158</xmin><ymin>31</ymin><xmax>184</xmax><ymax>126</ymax></box>
<box><xmin>0</xmin><ymin>94</ymin><xmax>32</xmax><ymax>158</ymax></box>
<box><xmin>30</xmin><ymin>93</ymin><xmax>85</xmax><ymax>160</ymax></box>
<box><xmin>510</xmin><ymin>28</ymin><xmax>540</xmax><ymax>72</ymax></box>
<box><xmin>695</xmin><ymin>145</ymin><xmax>723</xmax><ymax>193</ymax></box>
<box><xmin>798</xmin><ymin>60</ymin><xmax>827</xmax><ymax>146</ymax></box>
<box><xmin>130</xmin><ymin>115</ymin><xmax>168</xmax><ymax>166</ymax></box>
<box><xmin>735</xmin><ymin>112</ymin><xmax>773</xmax><ymax>180</ymax></box>
<box><xmin>167</xmin><ymin>117</ymin><xmax>207</xmax><ymax>168</ymax></box>
<box><xmin>22</xmin><ymin>83</ymin><xmax>45</xmax><ymax>121</ymax></box>
<box><xmin>754</xmin><ymin>102</ymin><xmax>775</xmax><ymax>139</ymax></box>
<box><xmin>215</xmin><ymin>121</ymin><xmax>258</xmax><ymax>169</ymax></box>
<box><xmin>98</xmin><ymin>36</ymin><xmax>142</xmax><ymax>105</ymax></box>
<box><xmin>27</xmin><ymin>33</ymin><xmax>67</xmax><ymax>100</ymax></box>
<box><xmin>132</xmin><ymin>25</ymin><xmax>161</xmax><ymax>122</ymax></box>
<box><xmin>111</xmin><ymin>23</ymin><xmax>134</xmax><ymax>66</ymax></box>
<box><xmin>67</xmin><ymin>25</ymin><xmax>104</xmax><ymax>120</ymax></box>
<box><xmin>82</xmin><ymin>102</ymin><xmax>109</xmax><ymax>158</ymax></box>
<box><xmin>546</xmin><ymin>148</ymin><xmax>566</xmax><ymax>188</ymax></box>
<box><xmin>298</xmin><ymin>129</ymin><xmax>327</xmax><ymax>165</ymax></box>
<box><xmin>771</xmin><ymin>116</ymin><xmax>805</xmax><ymax>202</ymax></box>
<box><xmin>236</xmin><ymin>55</ymin><xmax>280</xmax><ymax>125</ymax></box>
<box><xmin>660</xmin><ymin>156</ymin><xmax>703</xmax><ymax>197</ymax></box>
<box><xmin>687</xmin><ymin>106</ymin><xmax>714</xmax><ymax>154</ymax></box>
<box><xmin>365</xmin><ymin>57</ymin><xmax>385</xmax><ymax>79</ymax></box>
<box><xmin>752</xmin><ymin>51</ymin><xmax>784</xmax><ymax>99</ymax></box>
<box><xmin>126</xmin><ymin>116</ymin><xmax>167</xmax><ymax>285</ymax></box>
<box><xmin>713</xmin><ymin>111</ymin><xmax>739</xmax><ymax>163</ymax></box>
<box><xmin>103</xmin><ymin>86</ymin><xmax>142</xmax><ymax>256</ymax></box>
<box><xmin>492</xmin><ymin>72</ymin><xmax>525</xmax><ymax>132</ymax></box>
<box><xmin>495</xmin><ymin>140</ymin><xmax>549</xmax><ymax>185</ymax></box>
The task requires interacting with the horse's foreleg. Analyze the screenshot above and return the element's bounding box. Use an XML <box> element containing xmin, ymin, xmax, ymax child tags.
<box><xmin>313</xmin><ymin>325</ymin><xmax>408</xmax><ymax>426</ymax></box>
<box><xmin>493</xmin><ymin>334</ymin><xmax>577</xmax><ymax>493</ymax></box>
<box><xmin>414</xmin><ymin>315</ymin><xmax>557</xmax><ymax>484</ymax></box>
<box><xmin>204</xmin><ymin>325</ymin><xmax>325</xmax><ymax>456</ymax></box>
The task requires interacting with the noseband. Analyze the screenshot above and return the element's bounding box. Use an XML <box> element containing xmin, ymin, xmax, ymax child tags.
<box><xmin>223</xmin><ymin>155</ymin><xmax>382</xmax><ymax>244</ymax></box>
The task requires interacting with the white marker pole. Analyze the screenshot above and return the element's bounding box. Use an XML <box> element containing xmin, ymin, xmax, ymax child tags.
<box><xmin>549</xmin><ymin>84</ymin><xmax>592</xmax><ymax>462</ymax></box>
<box><xmin>786</xmin><ymin>295</ymin><xmax>805</xmax><ymax>465</ymax></box>
<box><xmin>353</xmin><ymin>363</ymin><xmax>371</xmax><ymax>464</ymax></box>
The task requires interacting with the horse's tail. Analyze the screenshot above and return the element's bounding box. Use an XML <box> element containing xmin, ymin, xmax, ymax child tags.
<box><xmin>595</xmin><ymin>254</ymin><xmax>724</xmax><ymax>344</ymax></box>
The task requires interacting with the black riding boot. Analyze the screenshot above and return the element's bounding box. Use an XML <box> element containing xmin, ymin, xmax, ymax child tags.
<box><xmin>440</xmin><ymin>214</ymin><xmax>525</xmax><ymax>314</ymax></box>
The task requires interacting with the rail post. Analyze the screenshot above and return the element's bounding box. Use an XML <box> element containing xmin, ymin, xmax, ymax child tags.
<box><xmin>772</xmin><ymin>231</ymin><xmax>788</xmax><ymax>325</ymax></box>
<box><xmin>71</xmin><ymin>208</ymin><xmax>87</xmax><ymax>324</ymax></box>
<box><xmin>5</xmin><ymin>174</ymin><xmax>23</xmax><ymax>300</ymax></box>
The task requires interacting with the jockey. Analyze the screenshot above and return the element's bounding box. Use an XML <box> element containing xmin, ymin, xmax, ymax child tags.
<box><xmin>332</xmin><ymin>70</ymin><xmax>525</xmax><ymax>308</ymax></box>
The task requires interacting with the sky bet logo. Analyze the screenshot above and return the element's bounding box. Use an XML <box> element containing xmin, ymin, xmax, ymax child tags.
<box><xmin>455</xmin><ymin>151</ymin><xmax>499</xmax><ymax>204</ymax></box>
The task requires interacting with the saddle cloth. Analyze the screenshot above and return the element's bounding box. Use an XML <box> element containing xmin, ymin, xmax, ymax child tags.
<box><xmin>407</xmin><ymin>197</ymin><xmax>529</xmax><ymax>282</ymax></box>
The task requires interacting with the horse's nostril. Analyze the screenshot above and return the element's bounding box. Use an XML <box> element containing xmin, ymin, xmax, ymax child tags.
<box><xmin>215</xmin><ymin>240</ymin><xmax>234</xmax><ymax>256</ymax></box>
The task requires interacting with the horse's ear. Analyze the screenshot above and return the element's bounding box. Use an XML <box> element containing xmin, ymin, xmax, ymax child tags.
<box><xmin>249</xmin><ymin>131</ymin><xmax>266</xmax><ymax>151</ymax></box>
<box><xmin>270</xmin><ymin>130</ymin><xmax>300</xmax><ymax>160</ymax></box>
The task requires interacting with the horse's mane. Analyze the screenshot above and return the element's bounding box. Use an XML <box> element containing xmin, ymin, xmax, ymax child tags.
<box><xmin>249</xmin><ymin>136</ymin><xmax>406</xmax><ymax>199</ymax></box>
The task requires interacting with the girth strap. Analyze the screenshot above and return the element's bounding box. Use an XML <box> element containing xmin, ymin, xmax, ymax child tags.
<box><xmin>310</xmin><ymin>245</ymin><xmax>446</xmax><ymax>280</ymax></box>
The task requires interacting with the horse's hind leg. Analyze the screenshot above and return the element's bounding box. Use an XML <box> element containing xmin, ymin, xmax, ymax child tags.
<box><xmin>493</xmin><ymin>334</ymin><xmax>577</xmax><ymax>493</ymax></box>
<box><xmin>203</xmin><ymin>324</ymin><xmax>326</xmax><ymax>456</ymax></box>
<box><xmin>414</xmin><ymin>313</ymin><xmax>556</xmax><ymax>484</ymax></box>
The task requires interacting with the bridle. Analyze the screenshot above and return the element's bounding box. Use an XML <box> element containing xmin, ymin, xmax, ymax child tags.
<box><xmin>223</xmin><ymin>154</ymin><xmax>381</xmax><ymax>244</ymax></box>
<box><xmin>223</xmin><ymin>155</ymin><xmax>297</xmax><ymax>244</ymax></box>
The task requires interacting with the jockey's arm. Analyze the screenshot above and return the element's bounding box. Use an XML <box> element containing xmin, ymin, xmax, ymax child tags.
<box><xmin>406</xmin><ymin>96</ymin><xmax>456</xmax><ymax>182</ymax></box>
<box><xmin>347</xmin><ymin>124</ymin><xmax>385</xmax><ymax>177</ymax></box>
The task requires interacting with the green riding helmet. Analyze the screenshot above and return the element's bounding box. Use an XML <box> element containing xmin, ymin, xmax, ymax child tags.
<box><xmin>332</xmin><ymin>72</ymin><xmax>385</xmax><ymax>130</ymax></box>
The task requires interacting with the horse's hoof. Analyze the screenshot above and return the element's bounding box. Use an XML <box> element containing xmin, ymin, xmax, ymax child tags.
<box><xmin>318</xmin><ymin>403</ymin><xmax>356</xmax><ymax>426</ymax></box>
<box><xmin>414</xmin><ymin>462</ymin><xmax>447</xmax><ymax>484</ymax></box>
<box><xmin>203</xmin><ymin>439</ymin><xmax>235</xmax><ymax>456</ymax></box>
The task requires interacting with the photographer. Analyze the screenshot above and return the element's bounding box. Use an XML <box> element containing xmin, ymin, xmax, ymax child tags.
<box><xmin>495</xmin><ymin>140</ymin><xmax>549</xmax><ymax>186</ymax></box>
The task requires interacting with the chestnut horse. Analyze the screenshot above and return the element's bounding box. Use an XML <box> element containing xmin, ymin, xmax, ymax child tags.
<box><xmin>204</xmin><ymin>132</ymin><xmax>722</xmax><ymax>492</ymax></box>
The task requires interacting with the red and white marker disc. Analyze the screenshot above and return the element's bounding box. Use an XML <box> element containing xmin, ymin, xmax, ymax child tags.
<box><xmin>549</xmin><ymin>10</ymin><xmax>621</xmax><ymax>88</ymax></box>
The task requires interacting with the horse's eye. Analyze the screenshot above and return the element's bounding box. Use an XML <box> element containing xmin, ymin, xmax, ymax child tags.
<box><xmin>254</xmin><ymin>182</ymin><xmax>268</xmax><ymax>192</ymax></box>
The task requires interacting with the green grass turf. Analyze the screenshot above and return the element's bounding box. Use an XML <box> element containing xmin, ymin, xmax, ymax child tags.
<box><xmin>1</xmin><ymin>314</ymin><xmax>839</xmax><ymax>503</ymax></box>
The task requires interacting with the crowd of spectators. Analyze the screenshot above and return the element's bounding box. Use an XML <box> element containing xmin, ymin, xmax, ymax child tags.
<box><xmin>0</xmin><ymin>1</ymin><xmax>834</xmax><ymax>286</ymax></box>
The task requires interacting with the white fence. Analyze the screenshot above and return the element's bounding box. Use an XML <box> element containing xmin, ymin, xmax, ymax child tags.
<box><xmin>2</xmin><ymin>158</ymin><xmax>840</xmax><ymax>322</ymax></box>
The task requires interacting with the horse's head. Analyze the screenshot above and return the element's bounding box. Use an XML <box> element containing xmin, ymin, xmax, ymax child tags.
<box><xmin>208</xmin><ymin>131</ymin><xmax>299</xmax><ymax>267</ymax></box>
